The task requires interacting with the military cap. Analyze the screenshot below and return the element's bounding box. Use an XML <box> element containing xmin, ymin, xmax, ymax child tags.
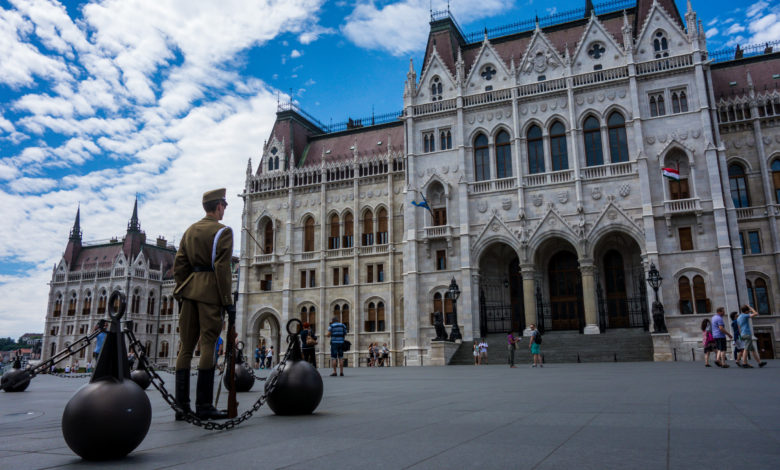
<box><xmin>202</xmin><ymin>188</ymin><xmax>227</xmax><ymax>204</ymax></box>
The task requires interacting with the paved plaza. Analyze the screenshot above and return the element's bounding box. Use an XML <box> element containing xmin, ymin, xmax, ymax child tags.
<box><xmin>1</xmin><ymin>361</ymin><xmax>779</xmax><ymax>469</ymax></box>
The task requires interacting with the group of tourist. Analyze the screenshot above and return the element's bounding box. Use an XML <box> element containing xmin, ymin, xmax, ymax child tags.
<box><xmin>701</xmin><ymin>305</ymin><xmax>767</xmax><ymax>368</ymax></box>
<box><xmin>253</xmin><ymin>343</ymin><xmax>274</xmax><ymax>369</ymax></box>
<box><xmin>501</xmin><ymin>324</ymin><xmax>543</xmax><ymax>368</ymax></box>
<box><xmin>366</xmin><ymin>343</ymin><xmax>390</xmax><ymax>367</ymax></box>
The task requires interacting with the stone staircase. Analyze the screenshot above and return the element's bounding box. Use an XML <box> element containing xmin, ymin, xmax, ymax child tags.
<box><xmin>448</xmin><ymin>329</ymin><xmax>654</xmax><ymax>365</ymax></box>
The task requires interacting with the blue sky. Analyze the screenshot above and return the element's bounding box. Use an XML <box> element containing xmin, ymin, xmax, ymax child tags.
<box><xmin>0</xmin><ymin>0</ymin><xmax>778</xmax><ymax>339</ymax></box>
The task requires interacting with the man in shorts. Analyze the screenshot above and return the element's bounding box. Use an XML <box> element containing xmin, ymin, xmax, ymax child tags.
<box><xmin>738</xmin><ymin>305</ymin><xmax>767</xmax><ymax>368</ymax></box>
<box><xmin>528</xmin><ymin>324</ymin><xmax>542</xmax><ymax>368</ymax></box>
<box><xmin>711</xmin><ymin>307</ymin><xmax>732</xmax><ymax>368</ymax></box>
<box><xmin>326</xmin><ymin>316</ymin><xmax>347</xmax><ymax>376</ymax></box>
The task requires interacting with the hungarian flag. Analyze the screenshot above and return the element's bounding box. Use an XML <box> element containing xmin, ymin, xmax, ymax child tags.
<box><xmin>662</xmin><ymin>167</ymin><xmax>680</xmax><ymax>181</ymax></box>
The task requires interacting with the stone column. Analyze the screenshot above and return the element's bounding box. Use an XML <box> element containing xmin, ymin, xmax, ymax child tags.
<box><xmin>579</xmin><ymin>260</ymin><xmax>600</xmax><ymax>334</ymax></box>
<box><xmin>521</xmin><ymin>265</ymin><xmax>536</xmax><ymax>336</ymax></box>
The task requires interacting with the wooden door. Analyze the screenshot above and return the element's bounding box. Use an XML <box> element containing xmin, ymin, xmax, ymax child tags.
<box><xmin>548</xmin><ymin>251</ymin><xmax>582</xmax><ymax>331</ymax></box>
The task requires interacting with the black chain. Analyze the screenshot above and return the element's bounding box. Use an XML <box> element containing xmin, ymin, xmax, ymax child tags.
<box><xmin>245</xmin><ymin>365</ymin><xmax>267</xmax><ymax>381</ymax></box>
<box><xmin>124</xmin><ymin>326</ymin><xmax>294</xmax><ymax>431</ymax></box>
<box><xmin>31</xmin><ymin>329</ymin><xmax>103</xmax><ymax>378</ymax></box>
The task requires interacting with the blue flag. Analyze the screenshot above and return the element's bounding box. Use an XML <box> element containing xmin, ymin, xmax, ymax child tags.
<box><xmin>411</xmin><ymin>200</ymin><xmax>430</xmax><ymax>210</ymax></box>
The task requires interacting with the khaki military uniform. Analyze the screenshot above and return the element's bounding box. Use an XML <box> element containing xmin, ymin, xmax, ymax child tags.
<box><xmin>174</xmin><ymin>215</ymin><xmax>233</xmax><ymax>370</ymax></box>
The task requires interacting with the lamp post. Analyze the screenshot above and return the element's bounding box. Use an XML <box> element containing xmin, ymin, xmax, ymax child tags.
<box><xmin>646</xmin><ymin>262</ymin><xmax>667</xmax><ymax>333</ymax></box>
<box><xmin>448</xmin><ymin>277</ymin><xmax>462</xmax><ymax>341</ymax></box>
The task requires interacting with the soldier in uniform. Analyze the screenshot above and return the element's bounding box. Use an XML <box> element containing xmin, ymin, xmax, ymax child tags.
<box><xmin>173</xmin><ymin>188</ymin><xmax>235</xmax><ymax>420</ymax></box>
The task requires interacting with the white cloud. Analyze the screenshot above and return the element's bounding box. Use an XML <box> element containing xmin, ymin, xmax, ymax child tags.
<box><xmin>8</xmin><ymin>177</ymin><xmax>58</xmax><ymax>193</ymax></box>
<box><xmin>304</xmin><ymin>78</ymin><xmax>316</xmax><ymax>86</ymax></box>
<box><xmin>726</xmin><ymin>23</ymin><xmax>745</xmax><ymax>35</ymax></box>
<box><xmin>342</xmin><ymin>0</ymin><xmax>512</xmax><ymax>56</ymax></box>
<box><xmin>706</xmin><ymin>27</ymin><xmax>719</xmax><ymax>38</ymax></box>
<box><xmin>291</xmin><ymin>49</ymin><xmax>302</xmax><ymax>58</ymax></box>
<box><xmin>707</xmin><ymin>17</ymin><xmax>719</xmax><ymax>27</ymax></box>
<box><xmin>747</xmin><ymin>1</ymin><xmax>769</xmax><ymax>18</ymax></box>
<box><xmin>747</xmin><ymin>12</ymin><xmax>780</xmax><ymax>44</ymax></box>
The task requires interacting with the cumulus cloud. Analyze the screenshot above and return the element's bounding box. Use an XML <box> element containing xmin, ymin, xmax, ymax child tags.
<box><xmin>747</xmin><ymin>12</ymin><xmax>780</xmax><ymax>44</ymax></box>
<box><xmin>342</xmin><ymin>0</ymin><xmax>512</xmax><ymax>56</ymax></box>
<box><xmin>706</xmin><ymin>27</ymin><xmax>719</xmax><ymax>38</ymax></box>
<box><xmin>747</xmin><ymin>1</ymin><xmax>769</xmax><ymax>18</ymax></box>
<box><xmin>291</xmin><ymin>49</ymin><xmax>302</xmax><ymax>58</ymax></box>
<box><xmin>726</xmin><ymin>23</ymin><xmax>745</xmax><ymax>35</ymax></box>
<box><xmin>0</xmin><ymin>0</ymin><xmax>329</xmax><ymax>338</ymax></box>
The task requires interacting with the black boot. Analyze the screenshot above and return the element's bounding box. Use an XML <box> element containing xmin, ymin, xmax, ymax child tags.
<box><xmin>175</xmin><ymin>369</ymin><xmax>192</xmax><ymax>421</ymax></box>
<box><xmin>195</xmin><ymin>368</ymin><xmax>228</xmax><ymax>420</ymax></box>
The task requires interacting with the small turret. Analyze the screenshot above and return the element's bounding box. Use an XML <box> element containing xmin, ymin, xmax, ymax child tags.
<box><xmin>127</xmin><ymin>197</ymin><xmax>141</xmax><ymax>233</ymax></box>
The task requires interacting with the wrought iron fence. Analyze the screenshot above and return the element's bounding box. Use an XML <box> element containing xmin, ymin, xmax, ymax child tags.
<box><xmin>708</xmin><ymin>40</ymin><xmax>780</xmax><ymax>63</ymax></box>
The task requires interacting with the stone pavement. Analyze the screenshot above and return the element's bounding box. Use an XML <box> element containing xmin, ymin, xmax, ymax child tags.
<box><xmin>1</xmin><ymin>361</ymin><xmax>779</xmax><ymax>469</ymax></box>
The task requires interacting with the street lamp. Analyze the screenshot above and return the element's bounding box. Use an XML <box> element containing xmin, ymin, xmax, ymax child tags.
<box><xmin>646</xmin><ymin>262</ymin><xmax>667</xmax><ymax>333</ymax></box>
<box><xmin>448</xmin><ymin>277</ymin><xmax>462</xmax><ymax>341</ymax></box>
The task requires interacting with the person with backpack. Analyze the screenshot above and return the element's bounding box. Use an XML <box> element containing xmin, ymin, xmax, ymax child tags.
<box><xmin>528</xmin><ymin>324</ymin><xmax>542</xmax><ymax>368</ymax></box>
<box><xmin>701</xmin><ymin>318</ymin><xmax>715</xmax><ymax>367</ymax></box>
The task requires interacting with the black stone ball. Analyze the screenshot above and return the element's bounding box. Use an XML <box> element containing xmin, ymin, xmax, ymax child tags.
<box><xmin>62</xmin><ymin>378</ymin><xmax>151</xmax><ymax>460</ymax></box>
<box><xmin>1</xmin><ymin>369</ymin><xmax>31</xmax><ymax>392</ymax></box>
<box><xmin>130</xmin><ymin>369</ymin><xmax>151</xmax><ymax>390</ymax></box>
<box><xmin>264</xmin><ymin>360</ymin><xmax>323</xmax><ymax>415</ymax></box>
<box><xmin>224</xmin><ymin>363</ymin><xmax>255</xmax><ymax>392</ymax></box>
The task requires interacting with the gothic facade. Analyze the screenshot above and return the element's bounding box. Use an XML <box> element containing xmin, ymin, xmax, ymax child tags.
<box><xmin>238</xmin><ymin>0</ymin><xmax>780</xmax><ymax>366</ymax></box>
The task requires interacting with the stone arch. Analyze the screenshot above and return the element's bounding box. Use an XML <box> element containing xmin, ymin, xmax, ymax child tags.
<box><xmin>577</xmin><ymin>109</ymin><xmax>602</xmax><ymax>128</ymax></box>
<box><xmin>726</xmin><ymin>156</ymin><xmax>754</xmax><ymax>173</ymax></box>
<box><xmin>602</xmin><ymin>104</ymin><xmax>632</xmax><ymax>122</ymax></box>
<box><xmin>527</xmin><ymin>226</ymin><xmax>583</xmax><ymax>261</ymax></box>
<box><xmin>520</xmin><ymin>117</ymin><xmax>545</xmax><ymax>136</ymax></box>
<box><xmin>543</xmin><ymin>113</ymin><xmax>571</xmax><ymax>130</ymax></box>
<box><xmin>466</xmin><ymin>127</ymin><xmax>490</xmax><ymax>146</ymax></box>
<box><xmin>470</xmin><ymin>232</ymin><xmax>522</xmax><ymax>267</ymax></box>
<box><xmin>297</xmin><ymin>211</ymin><xmax>317</xmax><ymax>226</ymax></box>
<box><xmin>249</xmin><ymin>308</ymin><xmax>281</xmax><ymax>361</ymax></box>
<box><xmin>491</xmin><ymin>123</ymin><xmax>513</xmax><ymax>140</ymax></box>
<box><xmin>661</xmin><ymin>141</ymin><xmax>695</xmax><ymax>166</ymax></box>
<box><xmin>587</xmin><ymin>219</ymin><xmax>646</xmax><ymax>260</ymax></box>
<box><xmin>420</xmin><ymin>173</ymin><xmax>451</xmax><ymax>200</ymax></box>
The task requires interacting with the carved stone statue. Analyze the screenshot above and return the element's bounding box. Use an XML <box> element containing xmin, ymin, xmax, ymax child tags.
<box><xmin>652</xmin><ymin>301</ymin><xmax>668</xmax><ymax>333</ymax></box>
<box><xmin>432</xmin><ymin>312</ymin><xmax>448</xmax><ymax>341</ymax></box>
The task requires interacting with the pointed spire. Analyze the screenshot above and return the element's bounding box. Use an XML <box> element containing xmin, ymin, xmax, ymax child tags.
<box><xmin>69</xmin><ymin>205</ymin><xmax>82</xmax><ymax>241</ymax></box>
<box><xmin>127</xmin><ymin>196</ymin><xmax>141</xmax><ymax>233</ymax></box>
<box><xmin>483</xmin><ymin>27</ymin><xmax>489</xmax><ymax>42</ymax></box>
<box><xmin>747</xmin><ymin>70</ymin><xmax>754</xmax><ymax>92</ymax></box>
<box><xmin>246</xmin><ymin>157</ymin><xmax>252</xmax><ymax>175</ymax></box>
<box><xmin>585</xmin><ymin>0</ymin><xmax>594</xmax><ymax>18</ymax></box>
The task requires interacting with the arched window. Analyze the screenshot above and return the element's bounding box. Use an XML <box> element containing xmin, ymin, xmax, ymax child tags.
<box><xmin>440</xmin><ymin>130</ymin><xmax>452</xmax><ymax>150</ymax></box>
<box><xmin>653</xmin><ymin>30</ymin><xmax>669</xmax><ymax>58</ymax></box>
<box><xmin>68</xmin><ymin>292</ymin><xmax>77</xmax><ymax>316</ymax></box>
<box><xmin>54</xmin><ymin>293</ymin><xmax>63</xmax><ymax>317</ymax></box>
<box><xmin>131</xmin><ymin>289</ymin><xmax>140</xmax><ymax>314</ymax></box>
<box><xmin>365</xmin><ymin>302</ymin><xmax>377</xmax><ymax>332</ymax></box>
<box><xmin>167</xmin><ymin>296</ymin><xmax>174</xmax><ymax>315</ymax></box>
<box><xmin>607</xmin><ymin>112</ymin><xmax>629</xmax><ymax>163</ymax></box>
<box><xmin>772</xmin><ymin>160</ymin><xmax>780</xmax><ymax>203</ymax></box>
<box><xmin>263</xmin><ymin>220</ymin><xmax>274</xmax><ymax>254</ymax></box>
<box><xmin>666</xmin><ymin>150</ymin><xmax>690</xmax><ymax>200</ymax></box>
<box><xmin>728</xmin><ymin>164</ymin><xmax>750</xmax><ymax>208</ymax></box>
<box><xmin>671</xmin><ymin>90</ymin><xmax>688</xmax><ymax>113</ymax></box>
<box><xmin>377</xmin><ymin>208</ymin><xmax>388</xmax><ymax>244</ymax></box>
<box><xmin>362</xmin><ymin>210</ymin><xmax>374</xmax><ymax>246</ymax></box>
<box><xmin>431</xmin><ymin>292</ymin><xmax>443</xmax><ymax>325</ymax></box>
<box><xmin>343</xmin><ymin>212</ymin><xmax>354</xmax><ymax>248</ymax></box>
<box><xmin>329</xmin><ymin>214</ymin><xmax>340</xmax><ymax>249</ymax></box>
<box><xmin>747</xmin><ymin>278</ymin><xmax>771</xmax><ymax>315</ymax></box>
<box><xmin>82</xmin><ymin>291</ymin><xmax>92</xmax><ymax>315</ymax></box>
<box><xmin>430</xmin><ymin>77</ymin><xmax>442</xmax><ymax>101</ymax></box>
<box><xmin>377</xmin><ymin>302</ymin><xmax>386</xmax><ymax>332</ymax></box>
<box><xmin>527</xmin><ymin>125</ymin><xmax>544</xmax><ymax>174</ymax></box>
<box><xmin>550</xmin><ymin>121</ymin><xmax>568</xmax><ymax>171</ymax></box>
<box><xmin>159</xmin><ymin>341</ymin><xmax>169</xmax><ymax>358</ymax></box>
<box><xmin>474</xmin><ymin>134</ymin><xmax>490</xmax><ymax>181</ymax></box>
<box><xmin>678</xmin><ymin>276</ymin><xmax>693</xmax><ymax>314</ymax></box>
<box><xmin>424</xmin><ymin>134</ymin><xmax>432</xmax><ymax>153</ymax></box>
<box><xmin>301</xmin><ymin>306</ymin><xmax>316</xmax><ymax>325</ymax></box>
<box><xmin>495</xmin><ymin>130</ymin><xmax>512</xmax><ymax>178</ymax></box>
<box><xmin>303</xmin><ymin>216</ymin><xmax>315</xmax><ymax>252</ymax></box>
<box><xmin>97</xmin><ymin>291</ymin><xmax>107</xmax><ymax>315</ymax></box>
<box><xmin>583</xmin><ymin>116</ymin><xmax>603</xmax><ymax>166</ymax></box>
<box><xmin>692</xmin><ymin>275</ymin><xmax>710</xmax><ymax>313</ymax></box>
<box><xmin>341</xmin><ymin>304</ymin><xmax>350</xmax><ymax>331</ymax></box>
<box><xmin>268</xmin><ymin>156</ymin><xmax>273</xmax><ymax>172</ymax></box>
<box><xmin>147</xmin><ymin>292</ymin><xmax>155</xmax><ymax>315</ymax></box>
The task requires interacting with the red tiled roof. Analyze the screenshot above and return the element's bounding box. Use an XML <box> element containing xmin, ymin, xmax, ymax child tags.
<box><xmin>302</xmin><ymin>123</ymin><xmax>405</xmax><ymax>167</ymax></box>
<box><xmin>711</xmin><ymin>54</ymin><xmax>780</xmax><ymax>99</ymax></box>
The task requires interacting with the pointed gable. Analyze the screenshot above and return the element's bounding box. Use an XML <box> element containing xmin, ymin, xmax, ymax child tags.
<box><xmin>634</xmin><ymin>0</ymin><xmax>688</xmax><ymax>62</ymax></box>
<box><xmin>464</xmin><ymin>36</ymin><xmax>512</xmax><ymax>93</ymax></box>
<box><xmin>517</xmin><ymin>27</ymin><xmax>566</xmax><ymax>83</ymax></box>
<box><xmin>417</xmin><ymin>46</ymin><xmax>458</xmax><ymax>101</ymax></box>
<box><xmin>421</xmin><ymin>15</ymin><xmax>466</xmax><ymax>82</ymax></box>
<box><xmin>571</xmin><ymin>13</ymin><xmax>626</xmax><ymax>74</ymax></box>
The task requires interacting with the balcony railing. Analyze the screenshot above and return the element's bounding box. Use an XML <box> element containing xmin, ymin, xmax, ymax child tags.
<box><xmin>572</xmin><ymin>66</ymin><xmax>628</xmax><ymax>87</ymax></box>
<box><xmin>463</xmin><ymin>88</ymin><xmax>513</xmax><ymax>107</ymax></box>
<box><xmin>664</xmin><ymin>197</ymin><xmax>701</xmax><ymax>214</ymax></box>
<box><xmin>467</xmin><ymin>177</ymin><xmax>517</xmax><ymax>194</ymax></box>
<box><xmin>424</xmin><ymin>225</ymin><xmax>452</xmax><ymax>239</ymax></box>
<box><xmin>735</xmin><ymin>206</ymin><xmax>766</xmax><ymax>220</ymax></box>
<box><xmin>580</xmin><ymin>161</ymin><xmax>635</xmax><ymax>180</ymax></box>
<box><xmin>635</xmin><ymin>54</ymin><xmax>693</xmax><ymax>76</ymax></box>
<box><xmin>253</xmin><ymin>254</ymin><xmax>277</xmax><ymax>265</ymax></box>
<box><xmin>517</xmin><ymin>78</ymin><xmax>567</xmax><ymax>97</ymax></box>
<box><xmin>413</xmin><ymin>98</ymin><xmax>457</xmax><ymax>116</ymax></box>
<box><xmin>523</xmin><ymin>169</ymin><xmax>574</xmax><ymax>187</ymax></box>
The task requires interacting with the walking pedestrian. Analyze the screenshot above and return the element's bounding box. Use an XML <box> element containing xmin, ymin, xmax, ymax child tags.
<box><xmin>473</xmin><ymin>340</ymin><xmax>480</xmax><ymax>365</ymax></box>
<box><xmin>506</xmin><ymin>331</ymin><xmax>520</xmax><ymax>368</ymax></box>
<box><xmin>729</xmin><ymin>312</ymin><xmax>745</xmax><ymax>366</ymax></box>
<box><xmin>711</xmin><ymin>307</ymin><xmax>732</xmax><ymax>368</ymax></box>
<box><xmin>379</xmin><ymin>343</ymin><xmax>390</xmax><ymax>367</ymax></box>
<box><xmin>259</xmin><ymin>344</ymin><xmax>267</xmax><ymax>369</ymax></box>
<box><xmin>529</xmin><ymin>324</ymin><xmax>542</xmax><ymax>367</ymax></box>
<box><xmin>701</xmin><ymin>318</ymin><xmax>715</xmax><ymax>367</ymax></box>
<box><xmin>254</xmin><ymin>343</ymin><xmax>261</xmax><ymax>369</ymax></box>
<box><xmin>266</xmin><ymin>346</ymin><xmax>274</xmax><ymax>368</ymax></box>
<box><xmin>737</xmin><ymin>305</ymin><xmax>767</xmax><ymax>368</ymax></box>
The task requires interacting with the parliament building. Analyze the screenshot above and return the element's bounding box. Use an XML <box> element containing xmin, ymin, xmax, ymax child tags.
<box><xmin>43</xmin><ymin>0</ymin><xmax>780</xmax><ymax>367</ymax></box>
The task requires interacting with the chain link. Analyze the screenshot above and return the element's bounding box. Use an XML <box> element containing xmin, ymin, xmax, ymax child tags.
<box><xmin>125</xmin><ymin>325</ymin><xmax>295</xmax><ymax>431</ymax></box>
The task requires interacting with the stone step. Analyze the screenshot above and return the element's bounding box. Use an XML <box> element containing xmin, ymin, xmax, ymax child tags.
<box><xmin>448</xmin><ymin>330</ymin><xmax>654</xmax><ymax>365</ymax></box>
